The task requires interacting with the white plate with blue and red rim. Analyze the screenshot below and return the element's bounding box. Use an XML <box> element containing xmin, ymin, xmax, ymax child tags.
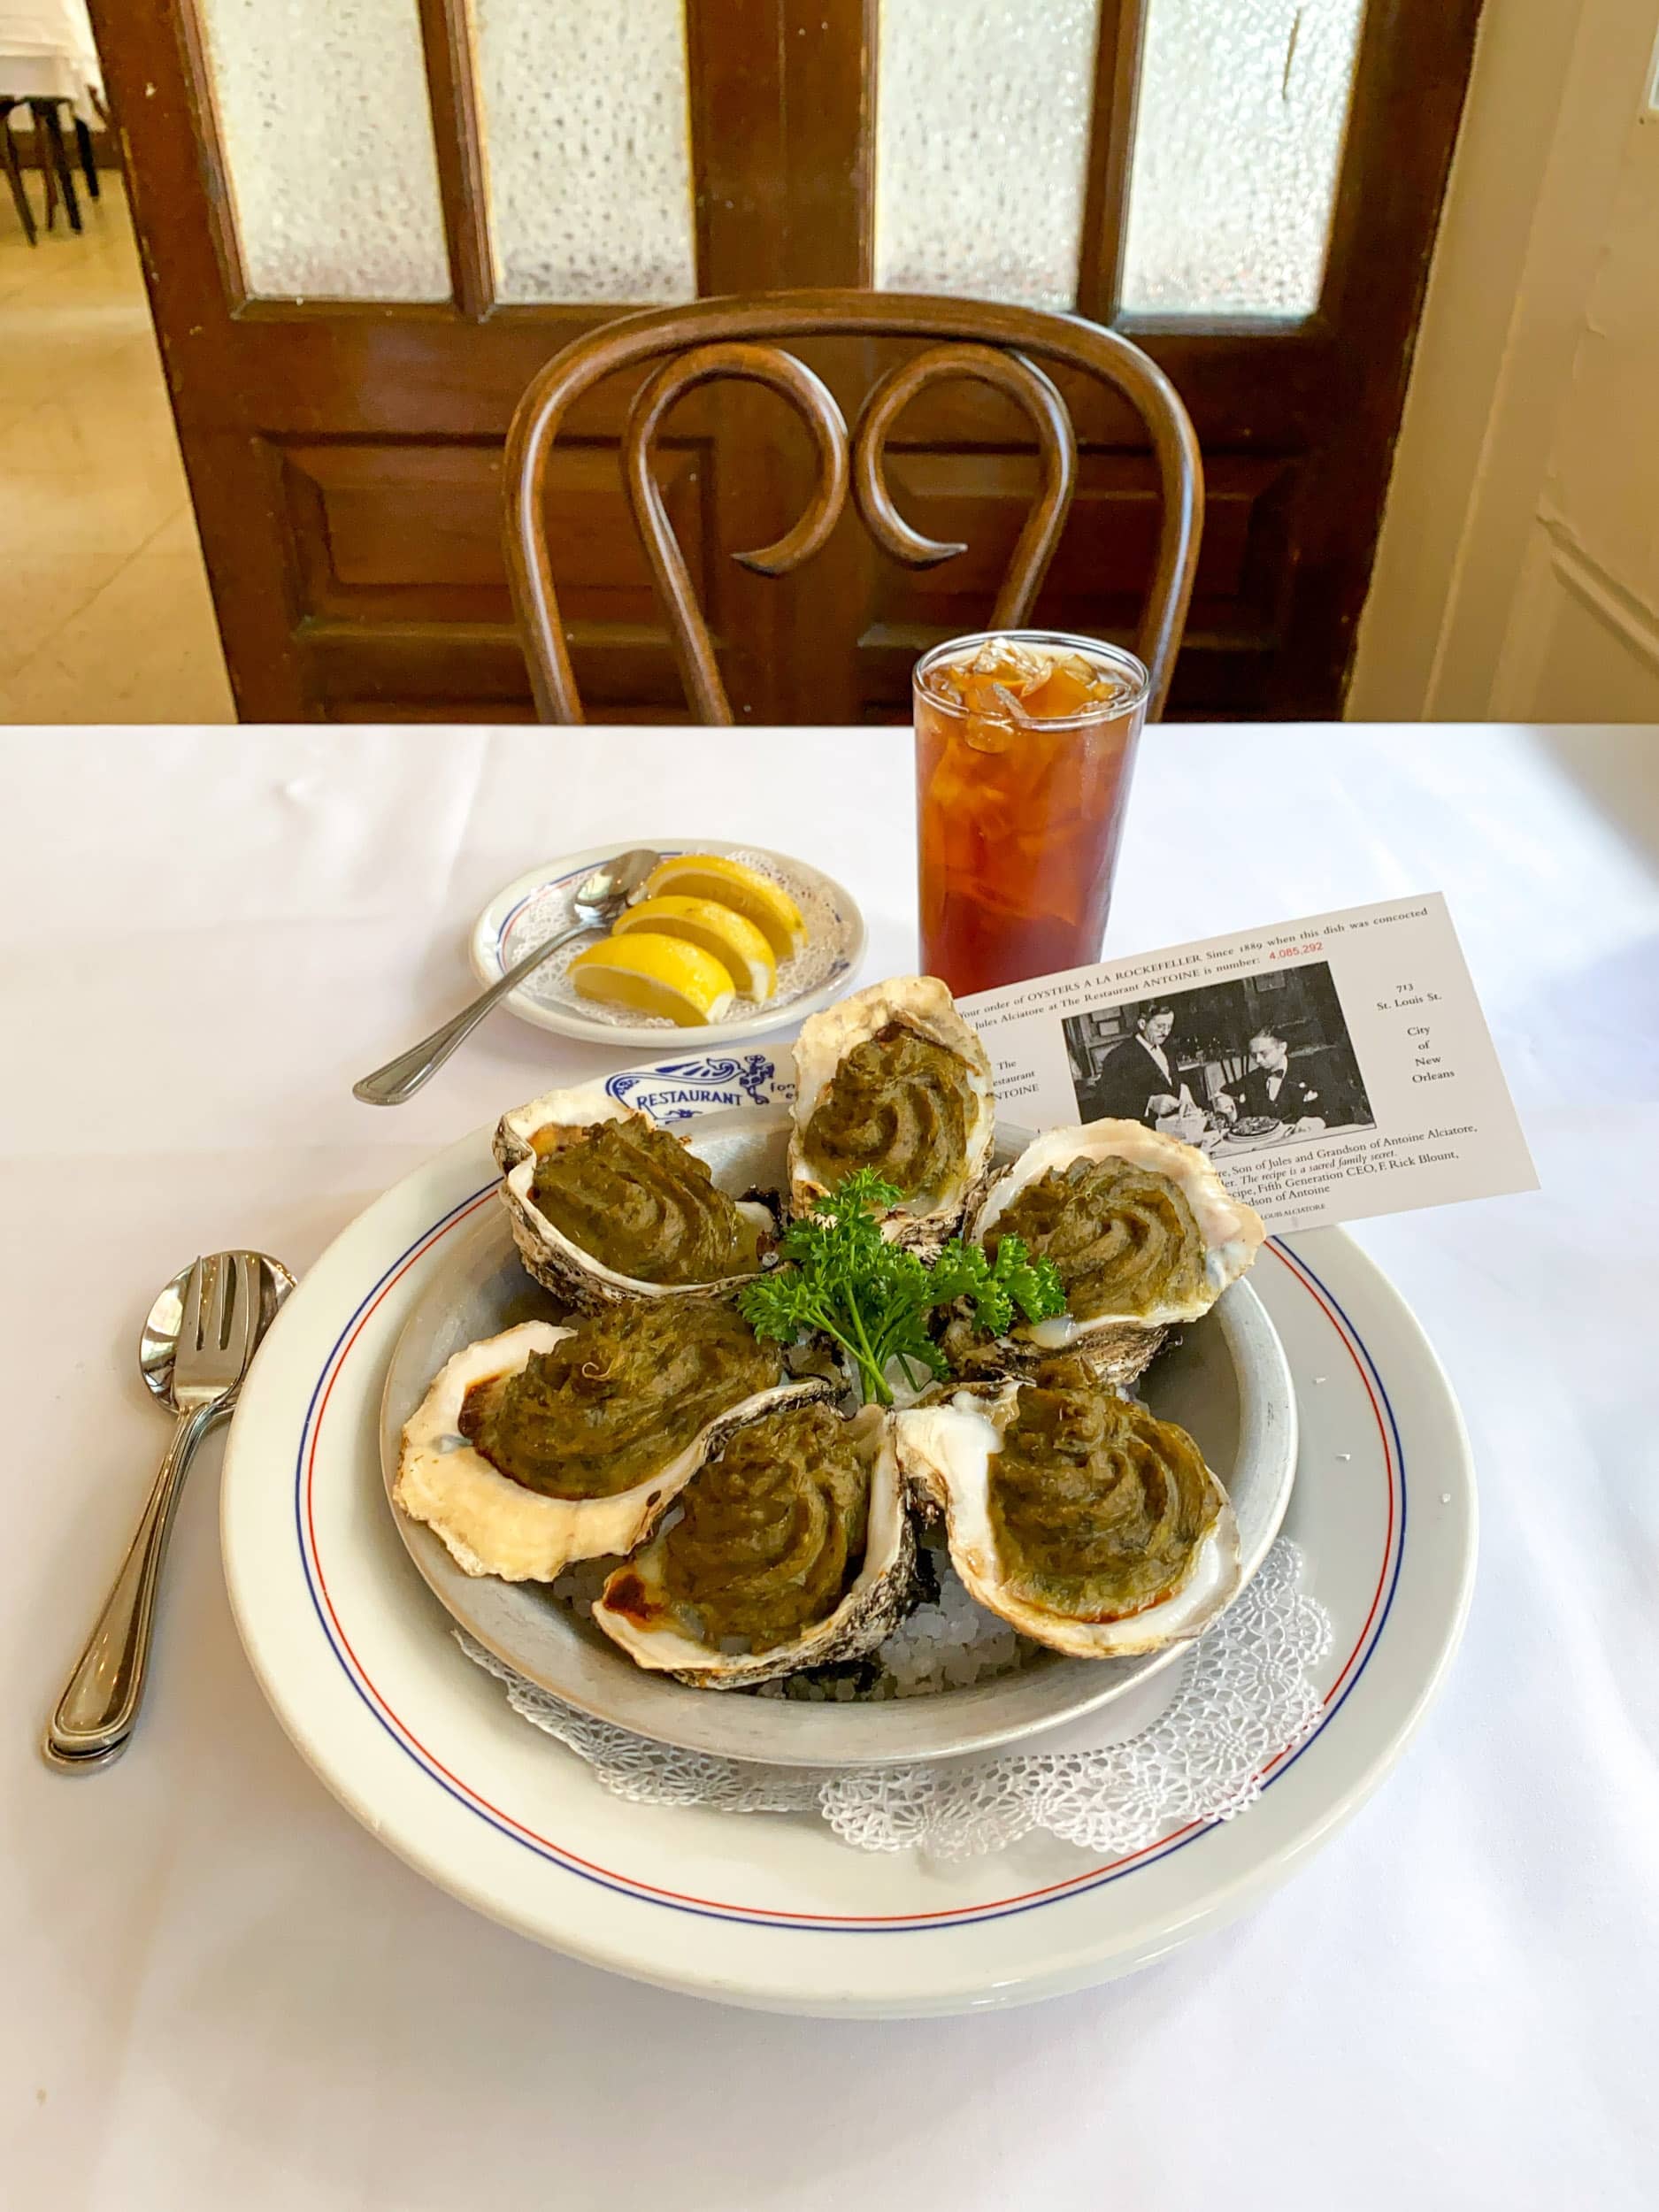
<box><xmin>468</xmin><ymin>840</ymin><xmax>866</xmax><ymax>1050</ymax></box>
<box><xmin>221</xmin><ymin>1052</ymin><xmax>1475</xmax><ymax>2017</ymax></box>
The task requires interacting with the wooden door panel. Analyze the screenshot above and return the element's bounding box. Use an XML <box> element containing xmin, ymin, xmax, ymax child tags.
<box><xmin>301</xmin><ymin>618</ymin><xmax>692</xmax><ymax>719</ymax></box>
<box><xmin>841</xmin><ymin>447</ymin><xmax>1288</xmax><ymax>724</ymax></box>
<box><xmin>280</xmin><ymin>440</ymin><xmax>707</xmax><ymax>608</ymax></box>
<box><xmin>871</xmin><ymin>450</ymin><xmax>1287</xmax><ymax>617</ymax></box>
<box><xmin>276</xmin><ymin>413</ymin><xmax>1288</xmax><ymax>721</ymax></box>
<box><xmin>798</xmin><ymin>330</ymin><xmax>1335</xmax><ymax>452</ymax></box>
<box><xmin>213</xmin><ymin>314</ymin><xmax>736</xmax><ymax>436</ymax></box>
<box><xmin>283</xmin><ymin>444</ymin><xmax>511</xmax><ymax>595</ymax></box>
<box><xmin>282</xmin><ymin>434</ymin><xmax>712</xmax><ymax>717</ymax></box>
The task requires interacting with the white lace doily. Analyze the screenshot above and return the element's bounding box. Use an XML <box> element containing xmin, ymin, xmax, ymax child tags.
<box><xmin>459</xmin><ymin>1541</ymin><xmax>1330</xmax><ymax>1863</ymax></box>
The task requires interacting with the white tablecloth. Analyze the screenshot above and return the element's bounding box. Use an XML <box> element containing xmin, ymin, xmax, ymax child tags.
<box><xmin>5</xmin><ymin>725</ymin><xmax>1657</xmax><ymax>2208</ymax></box>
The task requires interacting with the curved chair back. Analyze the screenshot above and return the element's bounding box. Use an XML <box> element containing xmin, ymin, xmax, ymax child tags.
<box><xmin>504</xmin><ymin>291</ymin><xmax>1203</xmax><ymax>724</ymax></box>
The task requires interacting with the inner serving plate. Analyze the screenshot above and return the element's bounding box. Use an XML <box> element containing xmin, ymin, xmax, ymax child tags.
<box><xmin>379</xmin><ymin>1111</ymin><xmax>1299</xmax><ymax>1768</ymax></box>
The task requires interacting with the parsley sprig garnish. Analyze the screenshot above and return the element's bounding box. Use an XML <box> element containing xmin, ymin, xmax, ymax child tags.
<box><xmin>738</xmin><ymin>1168</ymin><xmax>1065</xmax><ymax>1408</ymax></box>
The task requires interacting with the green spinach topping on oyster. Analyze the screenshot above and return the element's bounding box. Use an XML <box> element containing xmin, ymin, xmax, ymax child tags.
<box><xmin>986</xmin><ymin>1156</ymin><xmax>1208</xmax><ymax>1323</ymax></box>
<box><xmin>528</xmin><ymin>1118</ymin><xmax>766</xmax><ymax>1286</ymax></box>
<box><xmin>800</xmin><ymin>1023</ymin><xmax>974</xmax><ymax>1202</ymax></box>
<box><xmin>641</xmin><ymin>1402</ymin><xmax>869</xmax><ymax>1654</ymax></box>
<box><xmin>987</xmin><ymin>1356</ymin><xmax>1220</xmax><ymax>1619</ymax></box>
<box><xmin>458</xmin><ymin>1302</ymin><xmax>780</xmax><ymax>1499</ymax></box>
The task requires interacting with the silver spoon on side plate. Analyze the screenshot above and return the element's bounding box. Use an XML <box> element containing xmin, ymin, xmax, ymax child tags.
<box><xmin>43</xmin><ymin>1251</ymin><xmax>296</xmax><ymax>1772</ymax></box>
<box><xmin>352</xmin><ymin>846</ymin><xmax>661</xmax><ymax>1107</ymax></box>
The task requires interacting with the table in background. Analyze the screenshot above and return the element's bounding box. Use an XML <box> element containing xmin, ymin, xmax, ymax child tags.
<box><xmin>0</xmin><ymin>0</ymin><xmax>101</xmax><ymax>110</ymax></box>
<box><xmin>0</xmin><ymin>0</ymin><xmax>104</xmax><ymax>240</ymax></box>
<box><xmin>4</xmin><ymin>725</ymin><xmax>1656</xmax><ymax>2210</ymax></box>
<box><xmin>0</xmin><ymin>1</ymin><xmax>102</xmax><ymax>127</ymax></box>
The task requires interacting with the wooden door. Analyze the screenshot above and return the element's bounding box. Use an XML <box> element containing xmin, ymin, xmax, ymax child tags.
<box><xmin>91</xmin><ymin>0</ymin><xmax>1482</xmax><ymax>724</ymax></box>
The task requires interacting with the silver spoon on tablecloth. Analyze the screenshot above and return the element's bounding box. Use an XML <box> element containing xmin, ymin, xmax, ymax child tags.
<box><xmin>351</xmin><ymin>846</ymin><xmax>661</xmax><ymax>1106</ymax></box>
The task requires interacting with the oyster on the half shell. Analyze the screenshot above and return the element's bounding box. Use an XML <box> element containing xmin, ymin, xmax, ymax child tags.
<box><xmin>894</xmin><ymin>1357</ymin><xmax>1240</xmax><ymax>1658</ymax></box>
<box><xmin>949</xmin><ymin>1118</ymin><xmax>1265</xmax><ymax>1387</ymax></box>
<box><xmin>494</xmin><ymin>1079</ymin><xmax>775</xmax><ymax>1309</ymax></box>
<box><xmin>787</xmin><ymin>976</ymin><xmax>995</xmax><ymax>1252</ymax></box>
<box><xmin>395</xmin><ymin>1303</ymin><xmax>819</xmax><ymax>1581</ymax></box>
<box><xmin>592</xmin><ymin>1402</ymin><xmax>916</xmax><ymax>1688</ymax></box>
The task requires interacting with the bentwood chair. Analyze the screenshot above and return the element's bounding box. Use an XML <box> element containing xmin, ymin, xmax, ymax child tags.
<box><xmin>503</xmin><ymin>292</ymin><xmax>1203</xmax><ymax>726</ymax></box>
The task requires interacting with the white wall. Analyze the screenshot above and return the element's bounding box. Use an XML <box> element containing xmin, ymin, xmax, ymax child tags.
<box><xmin>1348</xmin><ymin>0</ymin><xmax>1659</xmax><ymax>722</ymax></box>
<box><xmin>1492</xmin><ymin>91</ymin><xmax>1659</xmax><ymax>720</ymax></box>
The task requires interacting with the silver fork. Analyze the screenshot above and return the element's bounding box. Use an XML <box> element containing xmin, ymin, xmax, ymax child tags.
<box><xmin>44</xmin><ymin>1253</ymin><xmax>265</xmax><ymax>1770</ymax></box>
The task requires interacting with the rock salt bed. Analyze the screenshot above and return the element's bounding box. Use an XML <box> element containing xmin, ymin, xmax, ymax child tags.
<box><xmin>548</xmin><ymin>1537</ymin><xmax>1038</xmax><ymax>1702</ymax></box>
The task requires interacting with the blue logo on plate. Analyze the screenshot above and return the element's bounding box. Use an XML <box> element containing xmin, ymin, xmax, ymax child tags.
<box><xmin>605</xmin><ymin>1052</ymin><xmax>792</xmax><ymax>1125</ymax></box>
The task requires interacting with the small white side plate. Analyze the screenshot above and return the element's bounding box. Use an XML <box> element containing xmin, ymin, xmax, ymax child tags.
<box><xmin>469</xmin><ymin>840</ymin><xmax>867</xmax><ymax>1049</ymax></box>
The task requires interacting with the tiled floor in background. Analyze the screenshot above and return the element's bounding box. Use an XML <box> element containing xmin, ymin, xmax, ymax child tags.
<box><xmin>0</xmin><ymin>175</ymin><xmax>233</xmax><ymax>722</ymax></box>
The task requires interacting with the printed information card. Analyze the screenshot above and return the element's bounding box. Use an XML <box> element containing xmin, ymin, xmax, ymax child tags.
<box><xmin>960</xmin><ymin>894</ymin><xmax>1537</xmax><ymax>1237</ymax></box>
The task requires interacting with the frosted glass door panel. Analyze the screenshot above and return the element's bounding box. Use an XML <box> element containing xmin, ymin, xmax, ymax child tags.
<box><xmin>472</xmin><ymin>0</ymin><xmax>695</xmax><ymax>304</ymax></box>
<box><xmin>873</xmin><ymin>0</ymin><xmax>1100</xmax><ymax>311</ymax></box>
<box><xmin>1120</xmin><ymin>0</ymin><xmax>1367</xmax><ymax>317</ymax></box>
<box><xmin>194</xmin><ymin>0</ymin><xmax>449</xmax><ymax>300</ymax></box>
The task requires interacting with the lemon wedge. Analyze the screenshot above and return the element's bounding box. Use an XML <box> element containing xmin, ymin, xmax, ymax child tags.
<box><xmin>611</xmin><ymin>896</ymin><xmax>777</xmax><ymax>1001</ymax></box>
<box><xmin>642</xmin><ymin>855</ymin><xmax>806</xmax><ymax>961</ymax></box>
<box><xmin>568</xmin><ymin>933</ymin><xmax>734</xmax><ymax>1026</ymax></box>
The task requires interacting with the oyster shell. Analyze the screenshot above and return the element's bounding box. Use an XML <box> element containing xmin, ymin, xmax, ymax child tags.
<box><xmin>395</xmin><ymin>1313</ymin><xmax>821</xmax><ymax>1582</ymax></box>
<box><xmin>593</xmin><ymin>1402</ymin><xmax>916</xmax><ymax>1688</ymax></box>
<box><xmin>494</xmin><ymin>1079</ymin><xmax>775</xmax><ymax>1309</ymax></box>
<box><xmin>953</xmin><ymin>1118</ymin><xmax>1264</xmax><ymax>1386</ymax></box>
<box><xmin>787</xmin><ymin>976</ymin><xmax>995</xmax><ymax>1252</ymax></box>
<box><xmin>894</xmin><ymin>1362</ymin><xmax>1240</xmax><ymax>1658</ymax></box>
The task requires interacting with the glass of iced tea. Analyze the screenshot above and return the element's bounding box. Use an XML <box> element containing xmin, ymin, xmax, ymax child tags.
<box><xmin>913</xmin><ymin>629</ymin><xmax>1151</xmax><ymax>996</ymax></box>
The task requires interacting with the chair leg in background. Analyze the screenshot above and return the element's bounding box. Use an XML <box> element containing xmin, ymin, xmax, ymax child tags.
<box><xmin>73</xmin><ymin>117</ymin><xmax>99</xmax><ymax>200</ymax></box>
<box><xmin>40</xmin><ymin>101</ymin><xmax>81</xmax><ymax>234</ymax></box>
<box><xmin>0</xmin><ymin>107</ymin><xmax>35</xmax><ymax>246</ymax></box>
<box><xmin>30</xmin><ymin>104</ymin><xmax>58</xmax><ymax>228</ymax></box>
